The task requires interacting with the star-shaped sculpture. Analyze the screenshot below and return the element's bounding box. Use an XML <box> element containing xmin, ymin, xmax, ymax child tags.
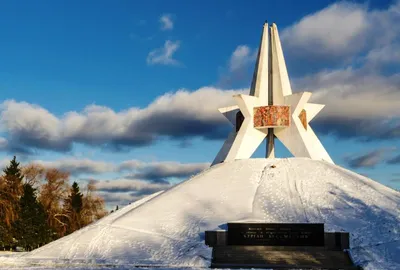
<box><xmin>212</xmin><ymin>23</ymin><xmax>333</xmax><ymax>165</ymax></box>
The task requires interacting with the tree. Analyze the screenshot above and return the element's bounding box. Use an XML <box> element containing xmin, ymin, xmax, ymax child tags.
<box><xmin>0</xmin><ymin>156</ymin><xmax>24</xmax><ymax>249</ymax></box>
<box><xmin>0</xmin><ymin>222</ymin><xmax>12</xmax><ymax>250</ymax></box>
<box><xmin>13</xmin><ymin>184</ymin><xmax>52</xmax><ymax>251</ymax></box>
<box><xmin>63</xmin><ymin>182</ymin><xmax>83</xmax><ymax>234</ymax></box>
<box><xmin>38</xmin><ymin>168</ymin><xmax>69</xmax><ymax>238</ymax></box>
<box><xmin>0</xmin><ymin>177</ymin><xmax>13</xmax><ymax>249</ymax></box>
<box><xmin>2</xmin><ymin>156</ymin><xmax>24</xmax><ymax>214</ymax></box>
<box><xmin>70</xmin><ymin>182</ymin><xmax>83</xmax><ymax>214</ymax></box>
<box><xmin>80</xmin><ymin>180</ymin><xmax>107</xmax><ymax>227</ymax></box>
<box><xmin>1</xmin><ymin>160</ymin><xmax>110</xmax><ymax>248</ymax></box>
<box><xmin>0</xmin><ymin>175</ymin><xmax>14</xmax><ymax>227</ymax></box>
<box><xmin>22</xmin><ymin>164</ymin><xmax>45</xmax><ymax>188</ymax></box>
<box><xmin>3</xmin><ymin>156</ymin><xmax>24</xmax><ymax>186</ymax></box>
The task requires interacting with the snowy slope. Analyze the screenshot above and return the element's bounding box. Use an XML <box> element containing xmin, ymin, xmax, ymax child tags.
<box><xmin>7</xmin><ymin>158</ymin><xmax>400</xmax><ymax>269</ymax></box>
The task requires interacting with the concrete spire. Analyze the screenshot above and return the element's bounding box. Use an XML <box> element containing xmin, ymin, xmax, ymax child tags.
<box><xmin>249</xmin><ymin>22</ymin><xmax>269</xmax><ymax>104</ymax></box>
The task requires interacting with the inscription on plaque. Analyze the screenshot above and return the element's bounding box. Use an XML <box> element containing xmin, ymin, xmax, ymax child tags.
<box><xmin>227</xmin><ymin>223</ymin><xmax>324</xmax><ymax>246</ymax></box>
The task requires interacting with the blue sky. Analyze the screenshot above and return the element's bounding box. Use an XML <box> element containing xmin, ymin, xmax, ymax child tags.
<box><xmin>0</xmin><ymin>0</ymin><xmax>399</xmax><ymax>207</ymax></box>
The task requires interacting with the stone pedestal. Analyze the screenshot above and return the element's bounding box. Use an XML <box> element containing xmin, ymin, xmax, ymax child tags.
<box><xmin>205</xmin><ymin>223</ymin><xmax>358</xmax><ymax>269</ymax></box>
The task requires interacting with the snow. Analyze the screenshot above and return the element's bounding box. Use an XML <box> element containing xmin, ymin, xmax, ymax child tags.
<box><xmin>1</xmin><ymin>158</ymin><xmax>399</xmax><ymax>270</ymax></box>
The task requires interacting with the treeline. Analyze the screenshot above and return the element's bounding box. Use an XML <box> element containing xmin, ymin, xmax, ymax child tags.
<box><xmin>0</xmin><ymin>156</ymin><xmax>107</xmax><ymax>251</ymax></box>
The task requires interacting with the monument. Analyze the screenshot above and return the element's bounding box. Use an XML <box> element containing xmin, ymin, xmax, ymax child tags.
<box><xmin>213</xmin><ymin>22</ymin><xmax>333</xmax><ymax>165</ymax></box>
<box><xmin>206</xmin><ymin>22</ymin><xmax>358</xmax><ymax>269</ymax></box>
<box><xmin>17</xmin><ymin>22</ymin><xmax>399</xmax><ymax>270</ymax></box>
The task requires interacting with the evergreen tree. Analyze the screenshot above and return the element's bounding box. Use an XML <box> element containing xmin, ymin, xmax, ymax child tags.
<box><xmin>63</xmin><ymin>182</ymin><xmax>83</xmax><ymax>234</ymax></box>
<box><xmin>13</xmin><ymin>184</ymin><xmax>52</xmax><ymax>251</ymax></box>
<box><xmin>70</xmin><ymin>182</ymin><xmax>83</xmax><ymax>214</ymax></box>
<box><xmin>3</xmin><ymin>156</ymin><xmax>24</xmax><ymax>194</ymax></box>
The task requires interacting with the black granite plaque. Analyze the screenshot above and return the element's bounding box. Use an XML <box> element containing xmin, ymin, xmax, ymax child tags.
<box><xmin>227</xmin><ymin>223</ymin><xmax>324</xmax><ymax>246</ymax></box>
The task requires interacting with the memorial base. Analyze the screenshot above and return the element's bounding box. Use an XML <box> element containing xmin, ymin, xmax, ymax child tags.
<box><xmin>205</xmin><ymin>223</ymin><xmax>359</xmax><ymax>269</ymax></box>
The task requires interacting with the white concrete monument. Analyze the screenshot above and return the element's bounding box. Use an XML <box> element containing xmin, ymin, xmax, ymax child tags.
<box><xmin>212</xmin><ymin>22</ymin><xmax>334</xmax><ymax>165</ymax></box>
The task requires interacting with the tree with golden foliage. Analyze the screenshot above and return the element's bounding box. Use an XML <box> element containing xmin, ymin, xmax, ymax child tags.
<box><xmin>62</xmin><ymin>182</ymin><xmax>83</xmax><ymax>234</ymax></box>
<box><xmin>22</xmin><ymin>163</ymin><xmax>45</xmax><ymax>188</ymax></box>
<box><xmin>81</xmin><ymin>180</ymin><xmax>108</xmax><ymax>227</ymax></box>
<box><xmin>38</xmin><ymin>168</ymin><xmax>70</xmax><ymax>238</ymax></box>
<box><xmin>0</xmin><ymin>175</ymin><xmax>16</xmax><ymax>227</ymax></box>
<box><xmin>0</xmin><ymin>156</ymin><xmax>24</xmax><ymax>249</ymax></box>
<box><xmin>0</xmin><ymin>175</ymin><xmax>15</xmax><ymax>248</ymax></box>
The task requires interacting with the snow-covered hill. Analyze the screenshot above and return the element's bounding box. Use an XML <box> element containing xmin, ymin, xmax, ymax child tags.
<box><xmin>2</xmin><ymin>158</ymin><xmax>399</xmax><ymax>269</ymax></box>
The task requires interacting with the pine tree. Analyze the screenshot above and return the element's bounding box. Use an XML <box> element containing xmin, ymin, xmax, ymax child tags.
<box><xmin>63</xmin><ymin>182</ymin><xmax>83</xmax><ymax>234</ymax></box>
<box><xmin>70</xmin><ymin>182</ymin><xmax>83</xmax><ymax>214</ymax></box>
<box><xmin>3</xmin><ymin>156</ymin><xmax>24</xmax><ymax>195</ymax></box>
<box><xmin>13</xmin><ymin>184</ymin><xmax>52</xmax><ymax>251</ymax></box>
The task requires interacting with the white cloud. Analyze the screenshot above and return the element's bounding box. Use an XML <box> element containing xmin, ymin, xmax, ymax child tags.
<box><xmin>229</xmin><ymin>45</ymin><xmax>257</xmax><ymax>72</ymax></box>
<box><xmin>293</xmin><ymin>67</ymin><xmax>400</xmax><ymax>140</ymax></box>
<box><xmin>32</xmin><ymin>158</ymin><xmax>115</xmax><ymax>176</ymax></box>
<box><xmin>296</xmin><ymin>68</ymin><xmax>400</xmax><ymax>120</ymax></box>
<box><xmin>0</xmin><ymin>100</ymin><xmax>66</xmax><ymax>151</ymax></box>
<box><xmin>0</xmin><ymin>71</ymin><xmax>399</xmax><ymax>155</ymax></box>
<box><xmin>367</xmin><ymin>1</ymin><xmax>400</xmax><ymax>46</ymax></box>
<box><xmin>147</xmin><ymin>40</ymin><xmax>181</xmax><ymax>66</ymax></box>
<box><xmin>95</xmin><ymin>178</ymin><xmax>170</xmax><ymax>193</ymax></box>
<box><xmin>0</xmin><ymin>156</ymin><xmax>204</xmax><ymax>208</ymax></box>
<box><xmin>280</xmin><ymin>1</ymin><xmax>400</xmax><ymax>66</ymax></box>
<box><xmin>278</xmin><ymin>1</ymin><xmax>400</xmax><ymax>140</ymax></box>
<box><xmin>99</xmin><ymin>191</ymin><xmax>136</xmax><ymax>206</ymax></box>
<box><xmin>0</xmin><ymin>87</ymin><xmax>244</xmax><ymax>152</ymax></box>
<box><xmin>218</xmin><ymin>45</ymin><xmax>257</xmax><ymax>87</ymax></box>
<box><xmin>118</xmin><ymin>160</ymin><xmax>210</xmax><ymax>182</ymax></box>
<box><xmin>18</xmin><ymin>157</ymin><xmax>209</xmax><ymax>180</ymax></box>
<box><xmin>99</xmin><ymin>191</ymin><xmax>138</xmax><ymax>207</ymax></box>
<box><xmin>119</xmin><ymin>160</ymin><xmax>209</xmax><ymax>172</ymax></box>
<box><xmin>362</xmin><ymin>1</ymin><xmax>400</xmax><ymax>66</ymax></box>
<box><xmin>160</xmin><ymin>14</ymin><xmax>174</xmax><ymax>31</ymax></box>
<box><xmin>366</xmin><ymin>44</ymin><xmax>400</xmax><ymax>65</ymax></box>
<box><xmin>95</xmin><ymin>178</ymin><xmax>171</xmax><ymax>207</ymax></box>
<box><xmin>281</xmin><ymin>2</ymin><xmax>369</xmax><ymax>59</ymax></box>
